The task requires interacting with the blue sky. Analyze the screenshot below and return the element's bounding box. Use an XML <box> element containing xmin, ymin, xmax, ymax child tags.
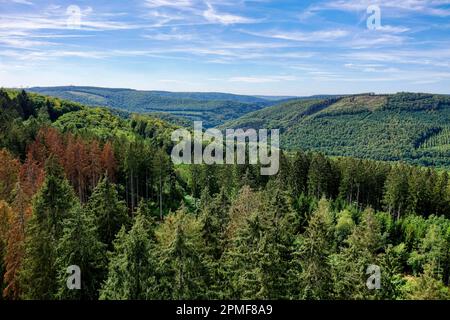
<box><xmin>1</xmin><ymin>0</ymin><xmax>450</xmax><ymax>95</ymax></box>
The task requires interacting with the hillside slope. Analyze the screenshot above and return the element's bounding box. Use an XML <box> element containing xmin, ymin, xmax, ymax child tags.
<box><xmin>27</xmin><ymin>86</ymin><xmax>288</xmax><ymax>127</ymax></box>
<box><xmin>223</xmin><ymin>93</ymin><xmax>450</xmax><ymax>168</ymax></box>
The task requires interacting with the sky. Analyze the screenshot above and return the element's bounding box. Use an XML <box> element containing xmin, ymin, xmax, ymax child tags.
<box><xmin>1</xmin><ymin>0</ymin><xmax>450</xmax><ymax>96</ymax></box>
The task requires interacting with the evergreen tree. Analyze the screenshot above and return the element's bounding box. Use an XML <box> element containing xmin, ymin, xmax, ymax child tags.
<box><xmin>330</xmin><ymin>208</ymin><xmax>384</xmax><ymax>299</ymax></box>
<box><xmin>20</xmin><ymin>158</ymin><xmax>78</xmax><ymax>299</ymax></box>
<box><xmin>405</xmin><ymin>262</ymin><xmax>450</xmax><ymax>300</ymax></box>
<box><xmin>290</xmin><ymin>151</ymin><xmax>310</xmax><ymax>200</ymax></box>
<box><xmin>100</xmin><ymin>208</ymin><xmax>156</xmax><ymax>300</ymax></box>
<box><xmin>155</xmin><ymin>207</ymin><xmax>210</xmax><ymax>299</ymax></box>
<box><xmin>55</xmin><ymin>204</ymin><xmax>106</xmax><ymax>300</ymax></box>
<box><xmin>383</xmin><ymin>164</ymin><xmax>409</xmax><ymax>220</ymax></box>
<box><xmin>87</xmin><ymin>175</ymin><xmax>129</xmax><ymax>248</ymax></box>
<box><xmin>296</xmin><ymin>198</ymin><xmax>335</xmax><ymax>299</ymax></box>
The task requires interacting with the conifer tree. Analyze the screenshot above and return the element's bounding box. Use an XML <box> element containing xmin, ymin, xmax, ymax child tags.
<box><xmin>100</xmin><ymin>208</ymin><xmax>156</xmax><ymax>300</ymax></box>
<box><xmin>330</xmin><ymin>208</ymin><xmax>384</xmax><ymax>299</ymax></box>
<box><xmin>20</xmin><ymin>157</ymin><xmax>78</xmax><ymax>299</ymax></box>
<box><xmin>155</xmin><ymin>207</ymin><xmax>210</xmax><ymax>299</ymax></box>
<box><xmin>296</xmin><ymin>198</ymin><xmax>335</xmax><ymax>299</ymax></box>
<box><xmin>55</xmin><ymin>204</ymin><xmax>106</xmax><ymax>300</ymax></box>
<box><xmin>86</xmin><ymin>175</ymin><xmax>129</xmax><ymax>248</ymax></box>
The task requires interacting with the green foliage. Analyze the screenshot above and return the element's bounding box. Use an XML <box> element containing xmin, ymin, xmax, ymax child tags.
<box><xmin>1</xmin><ymin>88</ymin><xmax>450</xmax><ymax>301</ymax></box>
<box><xmin>154</xmin><ymin>207</ymin><xmax>211</xmax><ymax>299</ymax></box>
<box><xmin>28</xmin><ymin>86</ymin><xmax>283</xmax><ymax>127</ymax></box>
<box><xmin>100</xmin><ymin>209</ymin><xmax>157</xmax><ymax>300</ymax></box>
<box><xmin>20</xmin><ymin>158</ymin><xmax>78</xmax><ymax>299</ymax></box>
<box><xmin>296</xmin><ymin>198</ymin><xmax>335</xmax><ymax>299</ymax></box>
<box><xmin>224</xmin><ymin>93</ymin><xmax>450</xmax><ymax>168</ymax></box>
<box><xmin>86</xmin><ymin>175</ymin><xmax>129</xmax><ymax>248</ymax></box>
<box><xmin>55</xmin><ymin>204</ymin><xmax>106</xmax><ymax>300</ymax></box>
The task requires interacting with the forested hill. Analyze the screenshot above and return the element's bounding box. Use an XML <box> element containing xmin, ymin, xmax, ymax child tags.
<box><xmin>26</xmin><ymin>86</ymin><xmax>291</xmax><ymax>127</ymax></box>
<box><xmin>223</xmin><ymin>93</ymin><xmax>450</xmax><ymax>168</ymax></box>
<box><xmin>1</xmin><ymin>88</ymin><xmax>450</xmax><ymax>300</ymax></box>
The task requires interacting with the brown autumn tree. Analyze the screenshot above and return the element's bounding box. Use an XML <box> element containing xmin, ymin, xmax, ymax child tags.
<box><xmin>19</xmin><ymin>151</ymin><xmax>45</xmax><ymax>199</ymax></box>
<box><xmin>64</xmin><ymin>135</ymin><xmax>89</xmax><ymax>202</ymax></box>
<box><xmin>0</xmin><ymin>200</ymin><xmax>13</xmax><ymax>296</ymax></box>
<box><xmin>101</xmin><ymin>141</ymin><xmax>117</xmax><ymax>182</ymax></box>
<box><xmin>0</xmin><ymin>149</ymin><xmax>20</xmax><ymax>202</ymax></box>
<box><xmin>88</xmin><ymin>139</ymin><xmax>103</xmax><ymax>190</ymax></box>
<box><xmin>3</xmin><ymin>184</ymin><xmax>32</xmax><ymax>299</ymax></box>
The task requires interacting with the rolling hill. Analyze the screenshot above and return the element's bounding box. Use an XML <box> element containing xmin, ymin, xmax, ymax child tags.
<box><xmin>26</xmin><ymin>86</ymin><xmax>291</xmax><ymax>127</ymax></box>
<box><xmin>222</xmin><ymin>93</ymin><xmax>450</xmax><ymax>168</ymax></box>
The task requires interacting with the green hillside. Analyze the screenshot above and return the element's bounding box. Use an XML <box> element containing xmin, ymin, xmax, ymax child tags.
<box><xmin>26</xmin><ymin>86</ymin><xmax>285</xmax><ymax>127</ymax></box>
<box><xmin>223</xmin><ymin>93</ymin><xmax>450</xmax><ymax>168</ymax></box>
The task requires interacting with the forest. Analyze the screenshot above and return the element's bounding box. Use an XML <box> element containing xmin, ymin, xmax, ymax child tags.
<box><xmin>0</xmin><ymin>89</ymin><xmax>449</xmax><ymax>300</ymax></box>
<box><xmin>224</xmin><ymin>93</ymin><xmax>450</xmax><ymax>168</ymax></box>
<box><xmin>27</xmin><ymin>86</ymin><xmax>285</xmax><ymax>128</ymax></box>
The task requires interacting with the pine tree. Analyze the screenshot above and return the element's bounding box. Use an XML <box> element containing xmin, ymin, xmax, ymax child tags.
<box><xmin>330</xmin><ymin>208</ymin><xmax>384</xmax><ymax>299</ymax></box>
<box><xmin>55</xmin><ymin>204</ymin><xmax>106</xmax><ymax>300</ymax></box>
<box><xmin>20</xmin><ymin>157</ymin><xmax>78</xmax><ymax>299</ymax></box>
<box><xmin>296</xmin><ymin>198</ymin><xmax>335</xmax><ymax>299</ymax></box>
<box><xmin>200</xmin><ymin>187</ymin><xmax>230</xmax><ymax>260</ymax></box>
<box><xmin>221</xmin><ymin>183</ymin><xmax>296</xmax><ymax>299</ymax></box>
<box><xmin>100</xmin><ymin>209</ymin><xmax>156</xmax><ymax>300</ymax></box>
<box><xmin>307</xmin><ymin>153</ymin><xmax>337</xmax><ymax>199</ymax></box>
<box><xmin>86</xmin><ymin>175</ymin><xmax>129</xmax><ymax>248</ymax></box>
<box><xmin>383</xmin><ymin>163</ymin><xmax>409</xmax><ymax>220</ymax></box>
<box><xmin>405</xmin><ymin>262</ymin><xmax>450</xmax><ymax>300</ymax></box>
<box><xmin>290</xmin><ymin>151</ymin><xmax>310</xmax><ymax>200</ymax></box>
<box><xmin>155</xmin><ymin>207</ymin><xmax>210</xmax><ymax>299</ymax></box>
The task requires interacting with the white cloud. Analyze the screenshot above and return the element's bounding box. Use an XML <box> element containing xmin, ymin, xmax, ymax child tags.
<box><xmin>144</xmin><ymin>0</ymin><xmax>195</xmax><ymax>8</ymax></box>
<box><xmin>203</xmin><ymin>3</ymin><xmax>256</xmax><ymax>25</ymax></box>
<box><xmin>305</xmin><ymin>0</ymin><xmax>450</xmax><ymax>17</ymax></box>
<box><xmin>229</xmin><ymin>75</ymin><xmax>297</xmax><ymax>83</ymax></box>
<box><xmin>243</xmin><ymin>29</ymin><xmax>349</xmax><ymax>42</ymax></box>
<box><xmin>376</xmin><ymin>25</ymin><xmax>410</xmax><ymax>33</ymax></box>
<box><xmin>6</xmin><ymin>0</ymin><xmax>33</xmax><ymax>5</ymax></box>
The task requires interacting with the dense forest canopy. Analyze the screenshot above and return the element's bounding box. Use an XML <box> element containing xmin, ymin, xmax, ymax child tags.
<box><xmin>223</xmin><ymin>93</ymin><xmax>450</xmax><ymax>169</ymax></box>
<box><xmin>0</xmin><ymin>89</ymin><xmax>449</xmax><ymax>300</ymax></box>
<box><xmin>26</xmin><ymin>86</ymin><xmax>292</xmax><ymax>128</ymax></box>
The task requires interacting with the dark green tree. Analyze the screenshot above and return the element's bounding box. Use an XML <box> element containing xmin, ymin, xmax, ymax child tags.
<box><xmin>21</xmin><ymin>158</ymin><xmax>78</xmax><ymax>299</ymax></box>
<box><xmin>100</xmin><ymin>209</ymin><xmax>157</xmax><ymax>300</ymax></box>
<box><xmin>86</xmin><ymin>175</ymin><xmax>129</xmax><ymax>248</ymax></box>
<box><xmin>55</xmin><ymin>204</ymin><xmax>107</xmax><ymax>300</ymax></box>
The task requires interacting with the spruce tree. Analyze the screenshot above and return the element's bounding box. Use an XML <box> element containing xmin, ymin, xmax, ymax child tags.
<box><xmin>86</xmin><ymin>175</ymin><xmax>129</xmax><ymax>248</ymax></box>
<box><xmin>21</xmin><ymin>157</ymin><xmax>78</xmax><ymax>299</ymax></box>
<box><xmin>155</xmin><ymin>207</ymin><xmax>210</xmax><ymax>299</ymax></box>
<box><xmin>296</xmin><ymin>198</ymin><xmax>335</xmax><ymax>299</ymax></box>
<box><xmin>55</xmin><ymin>204</ymin><xmax>106</xmax><ymax>300</ymax></box>
<box><xmin>100</xmin><ymin>208</ymin><xmax>156</xmax><ymax>300</ymax></box>
<box><xmin>330</xmin><ymin>208</ymin><xmax>384</xmax><ymax>299</ymax></box>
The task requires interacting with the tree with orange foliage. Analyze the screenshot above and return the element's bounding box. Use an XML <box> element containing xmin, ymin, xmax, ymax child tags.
<box><xmin>2</xmin><ymin>152</ymin><xmax>45</xmax><ymax>299</ymax></box>
<box><xmin>19</xmin><ymin>151</ymin><xmax>45</xmax><ymax>200</ymax></box>
<box><xmin>0</xmin><ymin>149</ymin><xmax>20</xmax><ymax>202</ymax></box>
<box><xmin>0</xmin><ymin>200</ymin><xmax>13</xmax><ymax>299</ymax></box>
<box><xmin>38</xmin><ymin>127</ymin><xmax>65</xmax><ymax>161</ymax></box>
<box><xmin>64</xmin><ymin>135</ymin><xmax>89</xmax><ymax>202</ymax></box>
<box><xmin>101</xmin><ymin>141</ymin><xmax>117</xmax><ymax>182</ymax></box>
<box><xmin>88</xmin><ymin>139</ymin><xmax>102</xmax><ymax>191</ymax></box>
<box><xmin>2</xmin><ymin>184</ymin><xmax>31</xmax><ymax>299</ymax></box>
